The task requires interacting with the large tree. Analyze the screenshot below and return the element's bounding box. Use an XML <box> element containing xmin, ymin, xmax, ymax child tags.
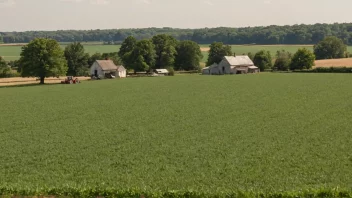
<box><xmin>314</xmin><ymin>36</ymin><xmax>347</xmax><ymax>60</ymax></box>
<box><xmin>207</xmin><ymin>42</ymin><xmax>232</xmax><ymax>66</ymax></box>
<box><xmin>130</xmin><ymin>40</ymin><xmax>156</xmax><ymax>72</ymax></box>
<box><xmin>174</xmin><ymin>40</ymin><xmax>203</xmax><ymax>71</ymax></box>
<box><xmin>274</xmin><ymin>50</ymin><xmax>292</xmax><ymax>71</ymax></box>
<box><xmin>290</xmin><ymin>48</ymin><xmax>315</xmax><ymax>70</ymax></box>
<box><xmin>64</xmin><ymin>42</ymin><xmax>90</xmax><ymax>76</ymax></box>
<box><xmin>118</xmin><ymin>36</ymin><xmax>137</xmax><ymax>69</ymax></box>
<box><xmin>152</xmin><ymin>34</ymin><xmax>177</xmax><ymax>69</ymax></box>
<box><xmin>19</xmin><ymin>38</ymin><xmax>68</xmax><ymax>84</ymax></box>
<box><xmin>253</xmin><ymin>50</ymin><xmax>273</xmax><ymax>71</ymax></box>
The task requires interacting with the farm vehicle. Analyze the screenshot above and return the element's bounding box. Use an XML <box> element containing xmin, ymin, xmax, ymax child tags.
<box><xmin>61</xmin><ymin>76</ymin><xmax>80</xmax><ymax>84</ymax></box>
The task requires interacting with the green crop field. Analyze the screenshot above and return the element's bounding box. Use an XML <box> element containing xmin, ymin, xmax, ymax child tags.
<box><xmin>2</xmin><ymin>43</ymin><xmax>352</xmax><ymax>63</ymax></box>
<box><xmin>1</xmin><ymin>74</ymin><xmax>352</xmax><ymax>197</ymax></box>
<box><xmin>0</xmin><ymin>44</ymin><xmax>120</xmax><ymax>61</ymax></box>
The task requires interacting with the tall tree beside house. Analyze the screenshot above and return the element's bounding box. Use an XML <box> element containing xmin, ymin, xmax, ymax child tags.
<box><xmin>253</xmin><ymin>50</ymin><xmax>273</xmax><ymax>71</ymax></box>
<box><xmin>313</xmin><ymin>36</ymin><xmax>347</xmax><ymax>60</ymax></box>
<box><xmin>64</xmin><ymin>42</ymin><xmax>90</xmax><ymax>76</ymax></box>
<box><xmin>118</xmin><ymin>36</ymin><xmax>137</xmax><ymax>70</ymax></box>
<box><xmin>130</xmin><ymin>39</ymin><xmax>156</xmax><ymax>72</ymax></box>
<box><xmin>19</xmin><ymin>38</ymin><xmax>68</xmax><ymax>84</ymax></box>
<box><xmin>290</xmin><ymin>48</ymin><xmax>315</xmax><ymax>70</ymax></box>
<box><xmin>207</xmin><ymin>42</ymin><xmax>232</xmax><ymax>66</ymax></box>
<box><xmin>174</xmin><ymin>40</ymin><xmax>203</xmax><ymax>71</ymax></box>
<box><xmin>152</xmin><ymin>34</ymin><xmax>178</xmax><ymax>69</ymax></box>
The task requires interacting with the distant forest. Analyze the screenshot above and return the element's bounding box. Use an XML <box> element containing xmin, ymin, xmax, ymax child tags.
<box><xmin>1</xmin><ymin>23</ymin><xmax>352</xmax><ymax>45</ymax></box>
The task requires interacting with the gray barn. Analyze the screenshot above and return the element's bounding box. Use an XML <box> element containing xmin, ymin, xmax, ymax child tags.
<box><xmin>202</xmin><ymin>56</ymin><xmax>259</xmax><ymax>75</ymax></box>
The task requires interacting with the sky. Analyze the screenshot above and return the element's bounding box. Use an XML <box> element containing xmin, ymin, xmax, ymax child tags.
<box><xmin>0</xmin><ymin>0</ymin><xmax>352</xmax><ymax>31</ymax></box>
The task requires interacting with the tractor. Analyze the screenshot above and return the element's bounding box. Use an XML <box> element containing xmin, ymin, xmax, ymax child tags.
<box><xmin>61</xmin><ymin>76</ymin><xmax>80</xmax><ymax>84</ymax></box>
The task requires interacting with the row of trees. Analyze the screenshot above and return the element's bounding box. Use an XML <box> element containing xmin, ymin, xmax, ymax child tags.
<box><xmin>2</xmin><ymin>23</ymin><xmax>352</xmax><ymax>44</ymax></box>
<box><xmin>117</xmin><ymin>35</ymin><xmax>203</xmax><ymax>72</ymax></box>
<box><xmin>12</xmin><ymin>35</ymin><xmax>203</xmax><ymax>83</ymax></box>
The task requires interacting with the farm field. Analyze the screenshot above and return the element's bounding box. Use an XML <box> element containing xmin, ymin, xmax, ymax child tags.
<box><xmin>1</xmin><ymin>74</ymin><xmax>352</xmax><ymax>197</ymax></box>
<box><xmin>0</xmin><ymin>43</ymin><xmax>120</xmax><ymax>61</ymax></box>
<box><xmin>2</xmin><ymin>43</ymin><xmax>352</xmax><ymax>63</ymax></box>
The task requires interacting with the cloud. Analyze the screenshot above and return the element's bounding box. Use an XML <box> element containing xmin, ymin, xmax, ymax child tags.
<box><xmin>264</xmin><ymin>0</ymin><xmax>272</xmax><ymax>4</ymax></box>
<box><xmin>0</xmin><ymin>0</ymin><xmax>15</xmax><ymax>7</ymax></box>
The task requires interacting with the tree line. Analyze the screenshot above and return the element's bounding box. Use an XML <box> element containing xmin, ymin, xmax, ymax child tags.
<box><xmin>1</xmin><ymin>23</ymin><xmax>352</xmax><ymax>45</ymax></box>
<box><xmin>1</xmin><ymin>35</ymin><xmax>347</xmax><ymax>82</ymax></box>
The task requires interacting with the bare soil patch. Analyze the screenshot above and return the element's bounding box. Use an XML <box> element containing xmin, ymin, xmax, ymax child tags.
<box><xmin>0</xmin><ymin>76</ymin><xmax>90</xmax><ymax>87</ymax></box>
<box><xmin>200</xmin><ymin>47</ymin><xmax>210</xmax><ymax>52</ymax></box>
<box><xmin>314</xmin><ymin>58</ymin><xmax>352</xmax><ymax>68</ymax></box>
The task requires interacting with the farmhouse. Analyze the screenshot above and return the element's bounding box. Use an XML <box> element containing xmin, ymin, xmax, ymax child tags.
<box><xmin>202</xmin><ymin>55</ymin><xmax>259</xmax><ymax>75</ymax></box>
<box><xmin>90</xmin><ymin>60</ymin><xmax>126</xmax><ymax>78</ymax></box>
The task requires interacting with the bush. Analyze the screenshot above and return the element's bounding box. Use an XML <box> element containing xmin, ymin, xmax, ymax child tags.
<box><xmin>166</xmin><ymin>67</ymin><xmax>175</xmax><ymax>76</ymax></box>
<box><xmin>253</xmin><ymin>50</ymin><xmax>272</xmax><ymax>71</ymax></box>
<box><xmin>290</xmin><ymin>48</ymin><xmax>315</xmax><ymax>70</ymax></box>
<box><xmin>293</xmin><ymin>67</ymin><xmax>352</xmax><ymax>73</ymax></box>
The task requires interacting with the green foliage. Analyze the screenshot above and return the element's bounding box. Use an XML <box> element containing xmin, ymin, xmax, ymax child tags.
<box><xmin>166</xmin><ymin>67</ymin><xmax>175</xmax><ymax>76</ymax></box>
<box><xmin>175</xmin><ymin>40</ymin><xmax>203</xmax><ymax>71</ymax></box>
<box><xmin>314</xmin><ymin>36</ymin><xmax>347</xmax><ymax>60</ymax></box>
<box><xmin>274</xmin><ymin>50</ymin><xmax>292</xmax><ymax>71</ymax></box>
<box><xmin>152</xmin><ymin>34</ymin><xmax>178</xmax><ymax>69</ymax></box>
<box><xmin>207</xmin><ymin>42</ymin><xmax>232</xmax><ymax>65</ymax></box>
<box><xmin>19</xmin><ymin>38</ymin><xmax>68</xmax><ymax>84</ymax></box>
<box><xmin>130</xmin><ymin>39</ymin><xmax>156</xmax><ymax>72</ymax></box>
<box><xmin>253</xmin><ymin>50</ymin><xmax>272</xmax><ymax>71</ymax></box>
<box><xmin>88</xmin><ymin>52</ymin><xmax>102</xmax><ymax>66</ymax></box>
<box><xmin>0</xmin><ymin>56</ymin><xmax>12</xmax><ymax>77</ymax></box>
<box><xmin>64</xmin><ymin>42</ymin><xmax>90</xmax><ymax>76</ymax></box>
<box><xmin>247</xmin><ymin>52</ymin><xmax>254</xmax><ymax>61</ymax></box>
<box><xmin>2</xmin><ymin>23</ymin><xmax>352</xmax><ymax>45</ymax></box>
<box><xmin>1</xmin><ymin>74</ymin><xmax>352</xmax><ymax>194</ymax></box>
<box><xmin>118</xmin><ymin>36</ymin><xmax>137</xmax><ymax>69</ymax></box>
<box><xmin>294</xmin><ymin>66</ymin><xmax>352</xmax><ymax>73</ymax></box>
<box><xmin>101</xmin><ymin>52</ymin><xmax>122</xmax><ymax>66</ymax></box>
<box><xmin>290</xmin><ymin>48</ymin><xmax>315</xmax><ymax>70</ymax></box>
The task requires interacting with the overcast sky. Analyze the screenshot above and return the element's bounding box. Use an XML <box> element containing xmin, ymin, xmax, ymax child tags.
<box><xmin>0</xmin><ymin>0</ymin><xmax>351</xmax><ymax>31</ymax></box>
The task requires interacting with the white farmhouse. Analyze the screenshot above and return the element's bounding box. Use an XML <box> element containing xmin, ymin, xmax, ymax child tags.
<box><xmin>202</xmin><ymin>55</ymin><xmax>259</xmax><ymax>75</ymax></box>
<box><xmin>90</xmin><ymin>60</ymin><xmax>127</xmax><ymax>78</ymax></box>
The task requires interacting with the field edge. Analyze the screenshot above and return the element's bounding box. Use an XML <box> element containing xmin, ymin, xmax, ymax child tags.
<box><xmin>1</xmin><ymin>187</ymin><xmax>351</xmax><ymax>198</ymax></box>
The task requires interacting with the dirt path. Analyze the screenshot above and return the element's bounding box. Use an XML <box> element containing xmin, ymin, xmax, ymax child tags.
<box><xmin>0</xmin><ymin>76</ymin><xmax>91</xmax><ymax>87</ymax></box>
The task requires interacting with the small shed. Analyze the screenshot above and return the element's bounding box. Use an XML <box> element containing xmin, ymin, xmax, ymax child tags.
<box><xmin>90</xmin><ymin>60</ymin><xmax>126</xmax><ymax>78</ymax></box>
<box><xmin>154</xmin><ymin>69</ymin><xmax>169</xmax><ymax>76</ymax></box>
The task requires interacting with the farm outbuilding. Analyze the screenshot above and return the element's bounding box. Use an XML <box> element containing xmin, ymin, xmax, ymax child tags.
<box><xmin>154</xmin><ymin>69</ymin><xmax>169</xmax><ymax>76</ymax></box>
<box><xmin>202</xmin><ymin>56</ymin><xmax>259</xmax><ymax>75</ymax></box>
<box><xmin>90</xmin><ymin>60</ymin><xmax>126</xmax><ymax>78</ymax></box>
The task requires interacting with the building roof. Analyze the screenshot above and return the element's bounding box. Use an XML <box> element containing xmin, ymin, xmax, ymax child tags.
<box><xmin>202</xmin><ymin>67</ymin><xmax>210</xmax><ymax>70</ymax></box>
<box><xmin>224</xmin><ymin>56</ymin><xmax>254</xmax><ymax>66</ymax></box>
<box><xmin>155</xmin><ymin>69</ymin><xmax>169</xmax><ymax>74</ymax></box>
<box><xmin>117</xmin><ymin>65</ymin><xmax>126</xmax><ymax>72</ymax></box>
<box><xmin>96</xmin><ymin>60</ymin><xmax>118</xmax><ymax>71</ymax></box>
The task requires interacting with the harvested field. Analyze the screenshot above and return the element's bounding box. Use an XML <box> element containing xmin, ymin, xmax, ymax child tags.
<box><xmin>314</xmin><ymin>58</ymin><xmax>352</xmax><ymax>68</ymax></box>
<box><xmin>0</xmin><ymin>76</ymin><xmax>90</xmax><ymax>87</ymax></box>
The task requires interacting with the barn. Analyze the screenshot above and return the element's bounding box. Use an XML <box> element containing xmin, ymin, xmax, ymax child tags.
<box><xmin>202</xmin><ymin>55</ymin><xmax>259</xmax><ymax>75</ymax></box>
<box><xmin>90</xmin><ymin>60</ymin><xmax>126</xmax><ymax>78</ymax></box>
